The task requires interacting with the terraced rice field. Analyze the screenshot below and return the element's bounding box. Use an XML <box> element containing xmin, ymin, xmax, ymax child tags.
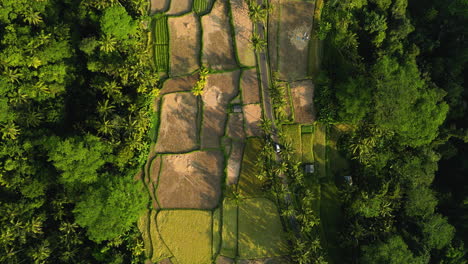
<box><xmin>193</xmin><ymin>0</ymin><xmax>212</xmax><ymax>14</ymax></box>
<box><xmin>153</xmin><ymin>15</ymin><xmax>169</xmax><ymax>72</ymax></box>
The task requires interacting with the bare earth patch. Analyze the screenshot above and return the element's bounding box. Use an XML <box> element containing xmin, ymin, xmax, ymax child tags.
<box><xmin>290</xmin><ymin>80</ymin><xmax>315</xmax><ymax>123</ymax></box>
<box><xmin>150</xmin><ymin>0</ymin><xmax>169</xmax><ymax>13</ymax></box>
<box><xmin>227</xmin><ymin>141</ymin><xmax>244</xmax><ymax>185</ymax></box>
<box><xmin>169</xmin><ymin>14</ymin><xmax>200</xmax><ymax>76</ymax></box>
<box><xmin>230</xmin><ymin>0</ymin><xmax>255</xmax><ymax>66</ymax></box>
<box><xmin>155</xmin><ymin>93</ymin><xmax>199</xmax><ymax>153</ymax></box>
<box><xmin>157</xmin><ymin>150</ymin><xmax>223</xmax><ymax>209</ymax></box>
<box><xmin>278</xmin><ymin>2</ymin><xmax>315</xmax><ymax>80</ymax></box>
<box><xmin>227</xmin><ymin>113</ymin><xmax>246</xmax><ymax>140</ymax></box>
<box><xmin>243</xmin><ymin>104</ymin><xmax>262</xmax><ymax>137</ymax></box>
<box><xmin>202</xmin><ymin>0</ymin><xmax>237</xmax><ymax>70</ymax></box>
<box><xmin>241</xmin><ymin>68</ymin><xmax>260</xmax><ymax>104</ymax></box>
<box><xmin>166</xmin><ymin>0</ymin><xmax>192</xmax><ymax>15</ymax></box>
<box><xmin>201</xmin><ymin>71</ymin><xmax>240</xmax><ymax>149</ymax></box>
<box><xmin>161</xmin><ymin>73</ymin><xmax>198</xmax><ymax>94</ymax></box>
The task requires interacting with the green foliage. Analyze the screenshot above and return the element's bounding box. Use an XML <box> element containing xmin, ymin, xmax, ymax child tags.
<box><xmin>47</xmin><ymin>135</ymin><xmax>111</xmax><ymax>185</ymax></box>
<box><xmin>336</xmin><ymin>76</ymin><xmax>372</xmax><ymax>124</ymax></box>
<box><xmin>421</xmin><ymin>214</ymin><xmax>455</xmax><ymax>250</ymax></box>
<box><xmin>191</xmin><ymin>67</ymin><xmax>209</xmax><ymax>96</ymax></box>
<box><xmin>193</xmin><ymin>0</ymin><xmax>210</xmax><ymax>14</ymax></box>
<box><xmin>404</xmin><ymin>186</ymin><xmax>438</xmax><ymax>218</ymax></box>
<box><xmin>100</xmin><ymin>5</ymin><xmax>137</xmax><ymax>40</ymax></box>
<box><xmin>361</xmin><ymin>236</ymin><xmax>426</xmax><ymax>264</ymax></box>
<box><xmin>74</xmin><ymin>175</ymin><xmax>149</xmax><ymax>243</ymax></box>
<box><xmin>372</xmin><ymin>56</ymin><xmax>448</xmax><ymax>147</ymax></box>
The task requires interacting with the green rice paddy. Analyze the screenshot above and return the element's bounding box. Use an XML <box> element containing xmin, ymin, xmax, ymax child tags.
<box><xmin>220</xmin><ymin>199</ymin><xmax>238</xmax><ymax>258</ymax></box>
<box><xmin>238</xmin><ymin>198</ymin><xmax>289</xmax><ymax>259</ymax></box>
<box><xmin>193</xmin><ymin>0</ymin><xmax>211</xmax><ymax>14</ymax></box>
<box><xmin>282</xmin><ymin>124</ymin><xmax>302</xmax><ymax>161</ymax></box>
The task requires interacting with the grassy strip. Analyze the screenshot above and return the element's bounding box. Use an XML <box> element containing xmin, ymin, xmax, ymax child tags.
<box><xmin>137</xmin><ymin>211</ymin><xmax>153</xmax><ymax>259</ymax></box>
<box><xmin>327</xmin><ymin>125</ymin><xmax>350</xmax><ymax>180</ymax></box>
<box><xmin>313</xmin><ymin>123</ymin><xmax>326</xmax><ymax>179</ymax></box>
<box><xmin>220</xmin><ymin>199</ymin><xmax>238</xmax><ymax>258</ymax></box>
<box><xmin>301</xmin><ymin>132</ymin><xmax>314</xmax><ymax>163</ymax></box>
<box><xmin>320</xmin><ymin>181</ymin><xmax>342</xmax><ymax>264</ymax></box>
<box><xmin>237</xmin><ymin>137</ymin><xmax>265</xmax><ymax>197</ymax></box>
<box><xmin>212</xmin><ymin>208</ymin><xmax>222</xmax><ymax>258</ymax></box>
<box><xmin>149</xmin><ymin>210</ymin><xmax>172</xmax><ymax>262</ymax></box>
<box><xmin>157</xmin><ymin>210</ymin><xmax>212</xmax><ymax>264</ymax></box>
<box><xmin>282</xmin><ymin>124</ymin><xmax>302</xmax><ymax>160</ymax></box>
<box><xmin>238</xmin><ymin>198</ymin><xmax>288</xmax><ymax>259</ymax></box>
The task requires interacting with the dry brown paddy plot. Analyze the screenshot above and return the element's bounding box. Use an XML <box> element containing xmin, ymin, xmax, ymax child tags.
<box><xmin>161</xmin><ymin>73</ymin><xmax>198</xmax><ymax>94</ymax></box>
<box><xmin>278</xmin><ymin>1</ymin><xmax>315</xmax><ymax>80</ymax></box>
<box><xmin>241</xmin><ymin>69</ymin><xmax>260</xmax><ymax>104</ymax></box>
<box><xmin>230</xmin><ymin>0</ymin><xmax>256</xmax><ymax>66</ymax></box>
<box><xmin>157</xmin><ymin>150</ymin><xmax>223</xmax><ymax>209</ymax></box>
<box><xmin>166</xmin><ymin>0</ymin><xmax>193</xmax><ymax>15</ymax></box>
<box><xmin>243</xmin><ymin>104</ymin><xmax>262</xmax><ymax>137</ymax></box>
<box><xmin>202</xmin><ymin>0</ymin><xmax>237</xmax><ymax>70</ymax></box>
<box><xmin>201</xmin><ymin>71</ymin><xmax>240</xmax><ymax>149</ymax></box>
<box><xmin>237</xmin><ymin>257</ymin><xmax>292</xmax><ymax>264</ymax></box>
<box><xmin>290</xmin><ymin>80</ymin><xmax>315</xmax><ymax>123</ymax></box>
<box><xmin>150</xmin><ymin>0</ymin><xmax>169</xmax><ymax>13</ymax></box>
<box><xmin>155</xmin><ymin>93</ymin><xmax>199</xmax><ymax>153</ymax></box>
<box><xmin>226</xmin><ymin>141</ymin><xmax>244</xmax><ymax>185</ymax></box>
<box><xmin>169</xmin><ymin>13</ymin><xmax>200</xmax><ymax>76</ymax></box>
<box><xmin>227</xmin><ymin>113</ymin><xmax>246</xmax><ymax>140</ymax></box>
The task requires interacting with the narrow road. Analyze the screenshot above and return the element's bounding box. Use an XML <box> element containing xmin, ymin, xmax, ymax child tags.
<box><xmin>254</xmin><ymin>0</ymin><xmax>300</xmax><ymax>234</ymax></box>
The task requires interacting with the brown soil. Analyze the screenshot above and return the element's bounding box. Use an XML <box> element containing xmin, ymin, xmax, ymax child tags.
<box><xmin>169</xmin><ymin>14</ymin><xmax>200</xmax><ymax>76</ymax></box>
<box><xmin>155</xmin><ymin>93</ymin><xmax>199</xmax><ymax>153</ymax></box>
<box><xmin>227</xmin><ymin>113</ymin><xmax>246</xmax><ymax>140</ymax></box>
<box><xmin>201</xmin><ymin>71</ymin><xmax>240</xmax><ymax>149</ymax></box>
<box><xmin>226</xmin><ymin>141</ymin><xmax>244</xmax><ymax>185</ymax></box>
<box><xmin>278</xmin><ymin>2</ymin><xmax>315</xmax><ymax>80</ymax></box>
<box><xmin>150</xmin><ymin>0</ymin><xmax>169</xmax><ymax>13</ymax></box>
<box><xmin>157</xmin><ymin>150</ymin><xmax>223</xmax><ymax>209</ymax></box>
<box><xmin>241</xmin><ymin>68</ymin><xmax>260</xmax><ymax>104</ymax></box>
<box><xmin>161</xmin><ymin>73</ymin><xmax>199</xmax><ymax>95</ymax></box>
<box><xmin>230</xmin><ymin>0</ymin><xmax>256</xmax><ymax>66</ymax></box>
<box><xmin>222</xmin><ymin>137</ymin><xmax>232</xmax><ymax>157</ymax></box>
<box><xmin>216</xmin><ymin>256</ymin><xmax>235</xmax><ymax>264</ymax></box>
<box><xmin>243</xmin><ymin>104</ymin><xmax>262</xmax><ymax>137</ymax></box>
<box><xmin>290</xmin><ymin>80</ymin><xmax>315</xmax><ymax>123</ymax></box>
<box><xmin>202</xmin><ymin>0</ymin><xmax>237</xmax><ymax>70</ymax></box>
<box><xmin>166</xmin><ymin>0</ymin><xmax>192</xmax><ymax>15</ymax></box>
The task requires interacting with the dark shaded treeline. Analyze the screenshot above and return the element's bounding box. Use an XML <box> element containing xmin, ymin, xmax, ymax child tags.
<box><xmin>315</xmin><ymin>0</ymin><xmax>467</xmax><ymax>263</ymax></box>
<box><xmin>0</xmin><ymin>0</ymin><xmax>158</xmax><ymax>263</ymax></box>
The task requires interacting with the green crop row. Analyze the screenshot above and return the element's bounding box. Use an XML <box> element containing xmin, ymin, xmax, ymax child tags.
<box><xmin>154</xmin><ymin>16</ymin><xmax>169</xmax><ymax>45</ymax></box>
<box><xmin>193</xmin><ymin>0</ymin><xmax>210</xmax><ymax>14</ymax></box>
<box><xmin>154</xmin><ymin>44</ymin><xmax>169</xmax><ymax>72</ymax></box>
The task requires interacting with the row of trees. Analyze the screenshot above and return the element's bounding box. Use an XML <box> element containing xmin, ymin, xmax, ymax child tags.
<box><xmin>0</xmin><ymin>0</ymin><xmax>158</xmax><ymax>263</ymax></box>
<box><xmin>315</xmin><ymin>0</ymin><xmax>467</xmax><ymax>263</ymax></box>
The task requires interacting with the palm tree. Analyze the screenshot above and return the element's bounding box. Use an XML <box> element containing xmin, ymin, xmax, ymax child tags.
<box><xmin>97</xmin><ymin>99</ymin><xmax>115</xmax><ymax>117</ymax></box>
<box><xmin>251</xmin><ymin>34</ymin><xmax>267</xmax><ymax>51</ymax></box>
<box><xmin>97</xmin><ymin>119</ymin><xmax>115</xmax><ymax>136</ymax></box>
<box><xmin>23</xmin><ymin>8</ymin><xmax>43</xmax><ymax>25</ymax></box>
<box><xmin>247</xmin><ymin>1</ymin><xmax>268</xmax><ymax>23</ymax></box>
<box><xmin>3</xmin><ymin>68</ymin><xmax>23</xmax><ymax>84</ymax></box>
<box><xmin>1</xmin><ymin>122</ymin><xmax>20</xmax><ymax>140</ymax></box>
<box><xmin>100</xmin><ymin>35</ymin><xmax>117</xmax><ymax>53</ymax></box>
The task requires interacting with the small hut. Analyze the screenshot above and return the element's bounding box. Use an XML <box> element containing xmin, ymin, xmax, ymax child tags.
<box><xmin>231</xmin><ymin>104</ymin><xmax>242</xmax><ymax>113</ymax></box>
<box><xmin>304</xmin><ymin>163</ymin><xmax>315</xmax><ymax>174</ymax></box>
<box><xmin>344</xmin><ymin>175</ymin><xmax>353</xmax><ymax>185</ymax></box>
